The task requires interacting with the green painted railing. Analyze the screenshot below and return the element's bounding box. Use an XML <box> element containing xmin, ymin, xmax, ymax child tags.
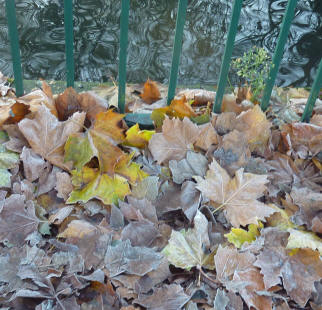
<box><xmin>4</xmin><ymin>0</ymin><xmax>322</xmax><ymax>122</ymax></box>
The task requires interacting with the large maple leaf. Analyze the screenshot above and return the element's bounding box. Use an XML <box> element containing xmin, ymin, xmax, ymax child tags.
<box><xmin>149</xmin><ymin>117</ymin><xmax>200</xmax><ymax>164</ymax></box>
<box><xmin>195</xmin><ymin>160</ymin><xmax>275</xmax><ymax>227</ymax></box>
<box><xmin>18</xmin><ymin>105</ymin><xmax>85</xmax><ymax>170</ymax></box>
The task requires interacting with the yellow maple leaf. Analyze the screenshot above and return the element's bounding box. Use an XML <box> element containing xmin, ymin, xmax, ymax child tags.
<box><xmin>123</xmin><ymin>123</ymin><xmax>155</xmax><ymax>148</ymax></box>
<box><xmin>67</xmin><ymin>167</ymin><xmax>130</xmax><ymax>205</ymax></box>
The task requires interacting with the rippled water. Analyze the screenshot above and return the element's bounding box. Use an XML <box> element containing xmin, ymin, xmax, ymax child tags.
<box><xmin>0</xmin><ymin>0</ymin><xmax>321</xmax><ymax>87</ymax></box>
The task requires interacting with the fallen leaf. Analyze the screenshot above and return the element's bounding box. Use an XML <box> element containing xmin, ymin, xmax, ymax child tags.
<box><xmin>67</xmin><ymin>167</ymin><xmax>130</xmax><ymax>205</ymax></box>
<box><xmin>162</xmin><ymin>211</ymin><xmax>214</xmax><ymax>270</ymax></box>
<box><xmin>194</xmin><ymin>122</ymin><xmax>219</xmax><ymax>151</ymax></box>
<box><xmin>123</xmin><ymin>123</ymin><xmax>155</xmax><ymax>148</ymax></box>
<box><xmin>177</xmin><ymin>89</ymin><xmax>215</xmax><ymax>106</ymax></box>
<box><xmin>169</xmin><ymin>96</ymin><xmax>197</xmax><ymax>118</ymax></box>
<box><xmin>55</xmin><ymin>87</ymin><xmax>81</xmax><ymax>121</ymax></box>
<box><xmin>287</xmin><ymin>229</ymin><xmax>322</xmax><ymax>255</ymax></box>
<box><xmin>149</xmin><ymin>117</ymin><xmax>200</xmax><ymax>164</ymax></box>
<box><xmin>225</xmin><ymin>222</ymin><xmax>263</xmax><ymax>248</ymax></box>
<box><xmin>55</xmin><ymin>171</ymin><xmax>73</xmax><ymax>200</ymax></box>
<box><xmin>18</xmin><ymin>105</ymin><xmax>86</xmax><ymax>170</ymax></box>
<box><xmin>134</xmin><ymin>284</ymin><xmax>190</xmax><ymax>310</ymax></box>
<box><xmin>169</xmin><ymin>151</ymin><xmax>208</xmax><ymax>184</ymax></box>
<box><xmin>235</xmin><ymin>105</ymin><xmax>271</xmax><ymax>153</ymax></box>
<box><xmin>104</xmin><ymin>239</ymin><xmax>162</xmax><ymax>277</ymax></box>
<box><xmin>20</xmin><ymin>147</ymin><xmax>47</xmax><ymax>182</ymax></box>
<box><xmin>195</xmin><ymin>160</ymin><xmax>275</xmax><ymax>227</ymax></box>
<box><xmin>0</xmin><ymin>144</ymin><xmax>19</xmax><ymax>187</ymax></box>
<box><xmin>3</xmin><ymin>123</ymin><xmax>28</xmax><ymax>152</ymax></box>
<box><xmin>140</xmin><ymin>79</ymin><xmax>161</xmax><ymax>104</ymax></box>
<box><xmin>0</xmin><ymin>194</ymin><xmax>39</xmax><ymax>245</ymax></box>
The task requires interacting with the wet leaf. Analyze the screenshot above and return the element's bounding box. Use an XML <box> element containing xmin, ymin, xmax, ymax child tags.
<box><xmin>162</xmin><ymin>211</ymin><xmax>214</xmax><ymax>270</ymax></box>
<box><xmin>195</xmin><ymin>160</ymin><xmax>275</xmax><ymax>227</ymax></box>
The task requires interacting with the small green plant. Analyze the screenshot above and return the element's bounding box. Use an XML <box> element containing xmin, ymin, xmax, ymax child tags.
<box><xmin>232</xmin><ymin>47</ymin><xmax>271</xmax><ymax>103</ymax></box>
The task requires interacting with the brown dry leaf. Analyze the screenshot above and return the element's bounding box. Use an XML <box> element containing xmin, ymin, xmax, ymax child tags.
<box><xmin>55</xmin><ymin>87</ymin><xmax>81</xmax><ymax>121</ymax></box>
<box><xmin>177</xmin><ymin>88</ymin><xmax>215</xmax><ymax>106</ymax></box>
<box><xmin>0</xmin><ymin>101</ymin><xmax>30</xmax><ymax>127</ymax></box>
<box><xmin>195</xmin><ymin>160</ymin><xmax>275</xmax><ymax>227</ymax></box>
<box><xmin>134</xmin><ymin>284</ymin><xmax>190</xmax><ymax>310</ymax></box>
<box><xmin>311</xmin><ymin>114</ymin><xmax>322</xmax><ymax>127</ymax></box>
<box><xmin>149</xmin><ymin>117</ymin><xmax>200</xmax><ymax>164</ymax></box>
<box><xmin>3</xmin><ymin>124</ymin><xmax>28</xmax><ymax>153</ymax></box>
<box><xmin>0</xmin><ymin>194</ymin><xmax>39</xmax><ymax>246</ymax></box>
<box><xmin>233</xmin><ymin>267</ymin><xmax>272</xmax><ymax>310</ymax></box>
<box><xmin>18</xmin><ymin>105</ymin><xmax>86</xmax><ymax>170</ymax></box>
<box><xmin>140</xmin><ymin>79</ymin><xmax>161</xmax><ymax>104</ymax></box>
<box><xmin>169</xmin><ymin>96</ymin><xmax>197</xmax><ymax>118</ymax></box>
<box><xmin>49</xmin><ymin>206</ymin><xmax>74</xmax><ymax>225</ymax></box>
<box><xmin>214</xmin><ymin>245</ymin><xmax>256</xmax><ymax>283</ymax></box>
<box><xmin>213</xmin><ymin>130</ymin><xmax>251</xmax><ymax>175</ymax></box>
<box><xmin>195</xmin><ymin>122</ymin><xmax>219</xmax><ymax>151</ymax></box>
<box><xmin>235</xmin><ymin>105</ymin><xmax>271</xmax><ymax>153</ymax></box>
<box><xmin>214</xmin><ymin>112</ymin><xmax>237</xmax><ymax>135</ymax></box>
<box><xmin>55</xmin><ymin>171</ymin><xmax>73</xmax><ymax>200</ymax></box>
<box><xmin>290</xmin><ymin>187</ymin><xmax>322</xmax><ymax>233</ymax></box>
<box><xmin>17</xmin><ymin>82</ymin><xmax>57</xmax><ymax>117</ymax></box>
<box><xmin>254</xmin><ymin>228</ymin><xmax>322</xmax><ymax>307</ymax></box>
<box><xmin>282</xmin><ymin>122</ymin><xmax>322</xmax><ymax>156</ymax></box>
<box><xmin>221</xmin><ymin>94</ymin><xmax>245</xmax><ymax>114</ymax></box>
<box><xmin>78</xmin><ymin>91</ymin><xmax>108</xmax><ymax>122</ymax></box>
<box><xmin>20</xmin><ymin>147</ymin><xmax>47</xmax><ymax>182</ymax></box>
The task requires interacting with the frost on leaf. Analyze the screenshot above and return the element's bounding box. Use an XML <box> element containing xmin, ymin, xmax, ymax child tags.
<box><xmin>162</xmin><ymin>211</ymin><xmax>215</xmax><ymax>270</ymax></box>
<box><xmin>195</xmin><ymin>159</ymin><xmax>275</xmax><ymax>227</ymax></box>
<box><xmin>149</xmin><ymin>117</ymin><xmax>200</xmax><ymax>164</ymax></box>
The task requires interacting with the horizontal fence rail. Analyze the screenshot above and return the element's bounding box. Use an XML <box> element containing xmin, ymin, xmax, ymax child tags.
<box><xmin>4</xmin><ymin>0</ymin><xmax>322</xmax><ymax>122</ymax></box>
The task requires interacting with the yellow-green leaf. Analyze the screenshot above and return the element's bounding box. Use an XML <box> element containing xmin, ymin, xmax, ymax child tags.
<box><xmin>123</xmin><ymin>124</ymin><xmax>155</xmax><ymax>148</ymax></box>
<box><xmin>225</xmin><ymin>222</ymin><xmax>263</xmax><ymax>248</ymax></box>
<box><xmin>287</xmin><ymin>229</ymin><xmax>322</xmax><ymax>255</ymax></box>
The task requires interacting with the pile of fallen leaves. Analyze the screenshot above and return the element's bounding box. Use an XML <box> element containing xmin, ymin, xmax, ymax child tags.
<box><xmin>0</xmin><ymin>73</ymin><xmax>321</xmax><ymax>310</ymax></box>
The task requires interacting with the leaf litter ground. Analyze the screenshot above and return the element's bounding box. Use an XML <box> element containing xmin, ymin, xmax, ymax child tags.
<box><xmin>0</xmin><ymin>73</ymin><xmax>322</xmax><ymax>310</ymax></box>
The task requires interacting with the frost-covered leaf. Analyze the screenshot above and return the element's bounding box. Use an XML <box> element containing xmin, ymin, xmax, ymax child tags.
<box><xmin>195</xmin><ymin>160</ymin><xmax>275</xmax><ymax>227</ymax></box>
<box><xmin>0</xmin><ymin>194</ymin><xmax>39</xmax><ymax>245</ymax></box>
<box><xmin>169</xmin><ymin>151</ymin><xmax>208</xmax><ymax>184</ymax></box>
<box><xmin>18</xmin><ymin>105</ymin><xmax>85</xmax><ymax>170</ymax></box>
<box><xmin>149</xmin><ymin>117</ymin><xmax>200</xmax><ymax>164</ymax></box>
<box><xmin>162</xmin><ymin>211</ymin><xmax>214</xmax><ymax>270</ymax></box>
<box><xmin>134</xmin><ymin>284</ymin><xmax>190</xmax><ymax>310</ymax></box>
<box><xmin>104</xmin><ymin>239</ymin><xmax>162</xmax><ymax>277</ymax></box>
<box><xmin>287</xmin><ymin>229</ymin><xmax>322</xmax><ymax>255</ymax></box>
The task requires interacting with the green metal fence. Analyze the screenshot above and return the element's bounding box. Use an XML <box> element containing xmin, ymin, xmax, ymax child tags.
<box><xmin>4</xmin><ymin>0</ymin><xmax>322</xmax><ymax>122</ymax></box>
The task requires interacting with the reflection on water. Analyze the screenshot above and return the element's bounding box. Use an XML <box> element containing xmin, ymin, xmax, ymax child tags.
<box><xmin>0</xmin><ymin>0</ymin><xmax>321</xmax><ymax>87</ymax></box>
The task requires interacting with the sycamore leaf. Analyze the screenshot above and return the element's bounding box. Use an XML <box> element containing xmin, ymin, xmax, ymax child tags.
<box><xmin>89</xmin><ymin>130</ymin><xmax>126</xmax><ymax>175</ymax></box>
<box><xmin>194</xmin><ymin>122</ymin><xmax>219</xmax><ymax>151</ymax></box>
<box><xmin>169</xmin><ymin>96</ymin><xmax>197</xmax><ymax>118</ymax></box>
<box><xmin>140</xmin><ymin>79</ymin><xmax>161</xmax><ymax>104</ymax></box>
<box><xmin>195</xmin><ymin>160</ymin><xmax>275</xmax><ymax>227</ymax></box>
<box><xmin>18</xmin><ymin>105</ymin><xmax>86</xmax><ymax>170</ymax></box>
<box><xmin>0</xmin><ymin>144</ymin><xmax>19</xmax><ymax>187</ymax></box>
<box><xmin>0</xmin><ymin>101</ymin><xmax>30</xmax><ymax>127</ymax></box>
<box><xmin>149</xmin><ymin>117</ymin><xmax>200</xmax><ymax>164</ymax></box>
<box><xmin>114</xmin><ymin>152</ymin><xmax>148</xmax><ymax>185</ymax></box>
<box><xmin>134</xmin><ymin>284</ymin><xmax>190</xmax><ymax>310</ymax></box>
<box><xmin>235</xmin><ymin>105</ymin><xmax>271</xmax><ymax>153</ymax></box>
<box><xmin>123</xmin><ymin>123</ymin><xmax>155</xmax><ymax>148</ymax></box>
<box><xmin>67</xmin><ymin>167</ymin><xmax>130</xmax><ymax>205</ymax></box>
<box><xmin>92</xmin><ymin>109</ymin><xmax>127</xmax><ymax>144</ymax></box>
<box><xmin>0</xmin><ymin>194</ymin><xmax>39</xmax><ymax>246</ymax></box>
<box><xmin>162</xmin><ymin>211</ymin><xmax>215</xmax><ymax>270</ymax></box>
<box><xmin>287</xmin><ymin>229</ymin><xmax>322</xmax><ymax>255</ymax></box>
<box><xmin>64</xmin><ymin>133</ymin><xmax>94</xmax><ymax>171</ymax></box>
<box><xmin>225</xmin><ymin>222</ymin><xmax>263</xmax><ymax>248</ymax></box>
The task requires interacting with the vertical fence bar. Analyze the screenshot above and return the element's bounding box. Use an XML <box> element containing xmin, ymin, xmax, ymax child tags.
<box><xmin>167</xmin><ymin>0</ymin><xmax>188</xmax><ymax>105</ymax></box>
<box><xmin>5</xmin><ymin>0</ymin><xmax>24</xmax><ymax>96</ymax></box>
<box><xmin>213</xmin><ymin>0</ymin><xmax>243</xmax><ymax>113</ymax></box>
<box><xmin>260</xmin><ymin>0</ymin><xmax>298</xmax><ymax>111</ymax></box>
<box><xmin>64</xmin><ymin>0</ymin><xmax>75</xmax><ymax>88</ymax></box>
<box><xmin>118</xmin><ymin>0</ymin><xmax>130</xmax><ymax>114</ymax></box>
<box><xmin>301</xmin><ymin>58</ymin><xmax>322</xmax><ymax>122</ymax></box>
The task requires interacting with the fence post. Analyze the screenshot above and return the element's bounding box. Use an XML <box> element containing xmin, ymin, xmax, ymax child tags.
<box><xmin>301</xmin><ymin>58</ymin><xmax>322</xmax><ymax>122</ymax></box>
<box><xmin>64</xmin><ymin>0</ymin><xmax>75</xmax><ymax>88</ymax></box>
<box><xmin>167</xmin><ymin>0</ymin><xmax>188</xmax><ymax>105</ymax></box>
<box><xmin>118</xmin><ymin>0</ymin><xmax>130</xmax><ymax>114</ymax></box>
<box><xmin>5</xmin><ymin>0</ymin><xmax>24</xmax><ymax>96</ymax></box>
<box><xmin>260</xmin><ymin>0</ymin><xmax>298</xmax><ymax>111</ymax></box>
<box><xmin>213</xmin><ymin>0</ymin><xmax>243</xmax><ymax>113</ymax></box>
